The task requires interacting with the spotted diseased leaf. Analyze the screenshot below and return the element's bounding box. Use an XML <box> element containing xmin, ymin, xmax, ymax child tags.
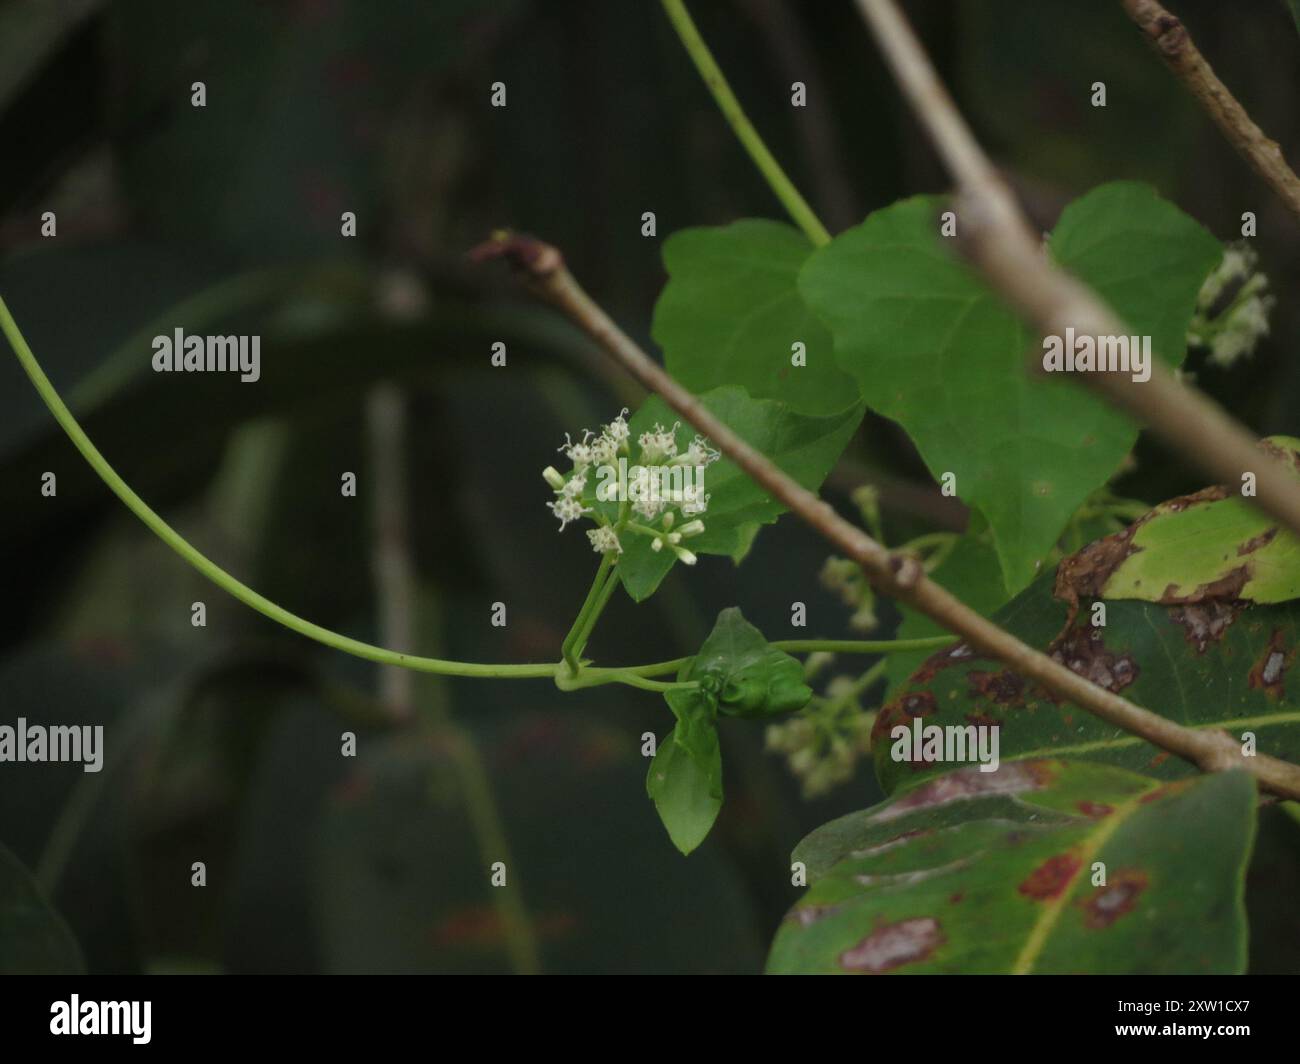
<box><xmin>615</xmin><ymin>387</ymin><xmax>864</xmax><ymax>601</ymax></box>
<box><xmin>800</xmin><ymin>181</ymin><xmax>1221</xmax><ymax>594</ymax></box>
<box><xmin>769</xmin><ymin>760</ymin><xmax>1255</xmax><ymax>974</ymax></box>
<box><xmin>653</xmin><ymin>220</ymin><xmax>860</xmax><ymax>416</ymax></box>
<box><xmin>884</xmin><ymin>535</ymin><xmax>1007</xmax><ymax>699</ymax></box>
<box><xmin>874</xmin><ymin>569</ymin><xmax>1300</xmax><ymax>795</ymax></box>
<box><xmin>686</xmin><ymin>607</ymin><xmax>812</xmax><ymax>719</ymax></box>
<box><xmin>0</xmin><ymin>841</ymin><xmax>83</xmax><ymax>974</ymax></box>
<box><xmin>1056</xmin><ymin>436</ymin><xmax>1300</xmax><ymax>610</ymax></box>
<box><xmin>647</xmin><ymin>715</ymin><xmax>723</xmax><ymax>856</ymax></box>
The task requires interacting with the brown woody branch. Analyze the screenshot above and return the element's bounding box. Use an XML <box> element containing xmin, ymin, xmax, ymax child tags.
<box><xmin>472</xmin><ymin>230</ymin><xmax>1300</xmax><ymax>800</ymax></box>
<box><xmin>852</xmin><ymin>0</ymin><xmax>1300</xmax><ymax>574</ymax></box>
<box><xmin>1121</xmin><ymin>0</ymin><xmax>1300</xmax><ymax>222</ymax></box>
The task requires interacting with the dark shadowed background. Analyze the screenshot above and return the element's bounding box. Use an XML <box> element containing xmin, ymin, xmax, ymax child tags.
<box><xmin>1</xmin><ymin>0</ymin><xmax>1298</xmax><ymax>974</ymax></box>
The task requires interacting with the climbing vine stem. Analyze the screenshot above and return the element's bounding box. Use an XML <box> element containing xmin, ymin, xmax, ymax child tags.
<box><xmin>660</xmin><ymin>0</ymin><xmax>832</xmax><ymax>247</ymax></box>
<box><xmin>0</xmin><ymin>292</ymin><xmax>949</xmax><ymax>693</ymax></box>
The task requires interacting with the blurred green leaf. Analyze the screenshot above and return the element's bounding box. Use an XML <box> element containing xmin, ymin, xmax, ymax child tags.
<box><xmin>0</xmin><ymin>840</ymin><xmax>83</xmax><ymax>974</ymax></box>
<box><xmin>800</xmin><ymin>182</ymin><xmax>1220</xmax><ymax>593</ymax></box>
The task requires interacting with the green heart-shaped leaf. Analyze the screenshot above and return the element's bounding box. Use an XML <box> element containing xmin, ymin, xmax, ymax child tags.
<box><xmin>800</xmin><ymin>181</ymin><xmax>1221</xmax><ymax>593</ymax></box>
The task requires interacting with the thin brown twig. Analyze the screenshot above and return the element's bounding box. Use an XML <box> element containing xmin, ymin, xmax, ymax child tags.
<box><xmin>1120</xmin><ymin>0</ymin><xmax>1300</xmax><ymax>222</ymax></box>
<box><xmin>851</xmin><ymin>0</ymin><xmax>1300</xmax><ymax>560</ymax></box>
<box><xmin>472</xmin><ymin>230</ymin><xmax>1300</xmax><ymax>801</ymax></box>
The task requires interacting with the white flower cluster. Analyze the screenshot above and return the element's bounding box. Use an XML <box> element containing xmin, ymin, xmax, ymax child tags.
<box><xmin>542</xmin><ymin>409</ymin><xmax>719</xmax><ymax>564</ymax></box>
<box><xmin>1188</xmin><ymin>243</ymin><xmax>1275</xmax><ymax>369</ymax></box>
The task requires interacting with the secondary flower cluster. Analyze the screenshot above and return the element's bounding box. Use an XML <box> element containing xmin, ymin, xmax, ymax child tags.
<box><xmin>1187</xmin><ymin>243</ymin><xmax>1275</xmax><ymax>369</ymax></box>
<box><xmin>542</xmin><ymin>409</ymin><xmax>720</xmax><ymax>563</ymax></box>
<box><xmin>765</xmin><ymin>660</ymin><xmax>874</xmax><ymax>798</ymax></box>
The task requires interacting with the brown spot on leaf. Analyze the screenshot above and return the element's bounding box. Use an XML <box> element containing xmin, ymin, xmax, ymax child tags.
<box><xmin>1167</xmin><ymin>599</ymin><xmax>1242</xmax><ymax>653</ymax></box>
<box><xmin>1053</xmin><ymin>485</ymin><xmax>1231</xmax><ymax>622</ymax></box>
<box><xmin>1185</xmin><ymin>565</ymin><xmax>1250</xmax><ymax>603</ymax></box>
<box><xmin>1248</xmin><ymin>629</ymin><xmax>1291</xmax><ymax>699</ymax></box>
<box><xmin>1258</xmin><ymin>436</ymin><xmax>1300</xmax><ymax>472</ymax></box>
<box><xmin>1237</xmin><ymin>527</ymin><xmax>1279</xmax><ymax>556</ymax></box>
<box><xmin>1079</xmin><ymin>870</ymin><xmax>1148</xmax><ymax>928</ymax></box>
<box><xmin>1047</xmin><ymin>625</ymin><xmax>1140</xmax><ymax>693</ymax></box>
<box><xmin>1018</xmin><ymin>854</ymin><xmax>1082</xmax><ymax>901</ymax></box>
<box><xmin>967</xmin><ymin>669</ymin><xmax>1025</xmax><ymax>705</ymax></box>
<box><xmin>1076</xmin><ymin>801</ymin><xmax>1113</xmax><ymax>818</ymax></box>
<box><xmin>838</xmin><ymin>917</ymin><xmax>944</xmax><ymax>973</ymax></box>
<box><xmin>910</xmin><ymin>642</ymin><xmax>980</xmax><ymax>685</ymax></box>
<box><xmin>876</xmin><ymin>691</ymin><xmax>937</xmax><ymax>738</ymax></box>
<box><xmin>901</xmin><ymin>692</ymin><xmax>936</xmax><ymax>718</ymax></box>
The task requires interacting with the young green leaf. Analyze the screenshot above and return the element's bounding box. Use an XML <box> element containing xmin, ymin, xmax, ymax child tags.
<box><xmin>769</xmin><ymin>761</ymin><xmax>1255</xmax><ymax>974</ymax></box>
<box><xmin>800</xmin><ymin>181</ymin><xmax>1221</xmax><ymax>594</ymax></box>
<box><xmin>647</xmin><ymin>716</ymin><xmax>723</xmax><ymax>856</ymax></box>
<box><xmin>616</xmin><ymin>387</ymin><xmax>863</xmax><ymax>601</ymax></box>
<box><xmin>687</xmin><ymin>606</ymin><xmax>812</xmax><ymax>718</ymax></box>
<box><xmin>653</xmin><ymin>220</ymin><xmax>859</xmax><ymax>415</ymax></box>
<box><xmin>875</xmin><ymin>568</ymin><xmax>1300</xmax><ymax>794</ymax></box>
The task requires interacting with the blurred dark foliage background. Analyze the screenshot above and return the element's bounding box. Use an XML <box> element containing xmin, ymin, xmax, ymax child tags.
<box><xmin>1</xmin><ymin>0</ymin><xmax>1298</xmax><ymax>974</ymax></box>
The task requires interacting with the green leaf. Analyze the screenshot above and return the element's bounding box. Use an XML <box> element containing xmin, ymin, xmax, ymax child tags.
<box><xmin>1056</xmin><ymin>436</ymin><xmax>1300</xmax><ymax>608</ymax></box>
<box><xmin>663</xmin><ymin>686</ymin><xmax>722</xmax><ymax>770</ymax></box>
<box><xmin>800</xmin><ymin>181</ymin><xmax>1220</xmax><ymax>593</ymax></box>
<box><xmin>653</xmin><ymin>220</ymin><xmax>860</xmax><ymax>415</ymax></box>
<box><xmin>0</xmin><ymin>840</ymin><xmax>83</xmax><ymax>974</ymax></box>
<box><xmin>768</xmin><ymin>761</ymin><xmax>1255</xmax><ymax>974</ymax></box>
<box><xmin>647</xmin><ymin>721</ymin><xmax>723</xmax><ymax>856</ymax></box>
<box><xmin>686</xmin><ymin>607</ymin><xmax>812</xmax><ymax>718</ymax></box>
<box><xmin>885</xmin><ymin>535</ymin><xmax>1008</xmax><ymax>699</ymax></box>
<box><xmin>874</xmin><ymin>569</ymin><xmax>1300</xmax><ymax>794</ymax></box>
<box><xmin>647</xmin><ymin>609</ymin><xmax>811</xmax><ymax>855</ymax></box>
<box><xmin>615</xmin><ymin>387</ymin><xmax>864</xmax><ymax>601</ymax></box>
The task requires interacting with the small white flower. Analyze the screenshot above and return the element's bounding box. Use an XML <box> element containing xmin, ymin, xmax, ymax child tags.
<box><xmin>542</xmin><ymin>466</ymin><xmax>566</xmax><ymax>491</ymax></box>
<box><xmin>605</xmin><ymin>409</ymin><xmax>631</xmax><ymax>447</ymax></box>
<box><xmin>588</xmin><ymin>434</ymin><xmax>617</xmax><ymax>466</ymax></box>
<box><xmin>587</xmin><ymin>526</ymin><xmax>622</xmax><ymax>555</ymax></box>
<box><xmin>549</xmin><ymin>495</ymin><xmax>590</xmax><ymax>530</ymax></box>
<box><xmin>633</xmin><ymin>494</ymin><xmax>665</xmax><ymax>521</ymax></box>
<box><xmin>680</xmin><ymin>485</ymin><xmax>710</xmax><ymax>516</ymax></box>
<box><xmin>562</xmin><ymin>475</ymin><xmax>586</xmax><ymax>498</ymax></box>
<box><xmin>679</xmin><ymin>435</ymin><xmax>720</xmax><ymax>467</ymax></box>
<box><xmin>678</xmin><ymin>519</ymin><xmax>705</xmax><ymax>537</ymax></box>
<box><xmin>638</xmin><ymin>423</ymin><xmax>679</xmax><ymax>463</ymax></box>
<box><xmin>671</xmin><ymin>545</ymin><xmax>697</xmax><ymax>566</ymax></box>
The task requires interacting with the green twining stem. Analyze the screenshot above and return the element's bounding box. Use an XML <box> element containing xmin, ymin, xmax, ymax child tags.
<box><xmin>661</xmin><ymin>0</ymin><xmax>832</xmax><ymax>247</ymax></box>
<box><xmin>0</xmin><ymin>296</ymin><xmax>554</xmax><ymax>681</ymax></box>
<box><xmin>561</xmin><ymin>554</ymin><xmax>615</xmax><ymax>673</ymax></box>
<box><xmin>1</xmin><ymin>297</ymin><xmax>957</xmax><ymax>689</ymax></box>
<box><xmin>619</xmin><ymin>635</ymin><xmax>957</xmax><ymax>678</ymax></box>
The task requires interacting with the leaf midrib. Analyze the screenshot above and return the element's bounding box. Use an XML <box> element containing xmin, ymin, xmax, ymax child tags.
<box><xmin>1010</xmin><ymin>787</ymin><xmax>1150</xmax><ymax>974</ymax></box>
